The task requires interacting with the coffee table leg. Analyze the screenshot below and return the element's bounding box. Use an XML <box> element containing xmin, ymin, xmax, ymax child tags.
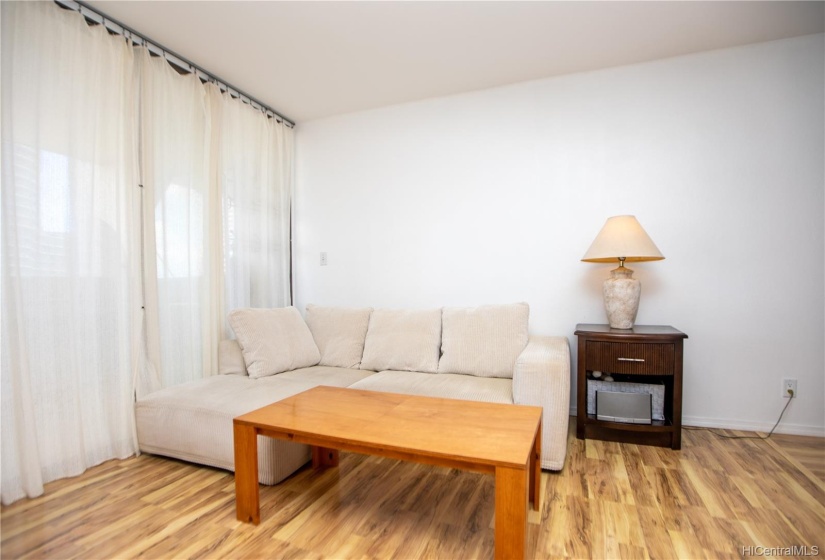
<box><xmin>495</xmin><ymin>465</ymin><xmax>527</xmax><ymax>560</ymax></box>
<box><xmin>234</xmin><ymin>422</ymin><xmax>260</xmax><ymax>524</ymax></box>
<box><xmin>530</xmin><ymin>421</ymin><xmax>541</xmax><ymax>511</ymax></box>
<box><xmin>312</xmin><ymin>446</ymin><xmax>340</xmax><ymax>468</ymax></box>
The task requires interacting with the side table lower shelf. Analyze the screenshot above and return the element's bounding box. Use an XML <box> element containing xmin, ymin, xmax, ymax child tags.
<box><xmin>581</xmin><ymin>415</ymin><xmax>677</xmax><ymax>447</ymax></box>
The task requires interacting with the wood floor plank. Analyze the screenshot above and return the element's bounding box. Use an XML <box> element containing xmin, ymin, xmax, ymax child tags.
<box><xmin>681</xmin><ymin>461</ymin><xmax>737</xmax><ymax>518</ymax></box>
<box><xmin>683</xmin><ymin>505</ymin><xmax>739</xmax><ymax>555</ymax></box>
<box><xmin>769</xmin><ymin>434</ymin><xmax>825</xmax><ymax>483</ymax></box>
<box><xmin>2</xmin><ymin>419</ymin><xmax>823</xmax><ymax>559</ymax></box>
<box><xmin>634</xmin><ymin>504</ymin><xmax>679</xmax><ymax>560</ymax></box>
<box><xmin>668</xmin><ymin>528</ymin><xmax>710</xmax><ymax>560</ymax></box>
<box><xmin>714</xmin><ymin>517</ymin><xmax>758</xmax><ymax>556</ymax></box>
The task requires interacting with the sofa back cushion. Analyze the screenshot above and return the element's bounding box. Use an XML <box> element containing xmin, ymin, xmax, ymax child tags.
<box><xmin>438</xmin><ymin>303</ymin><xmax>529</xmax><ymax>378</ymax></box>
<box><xmin>228</xmin><ymin>306</ymin><xmax>320</xmax><ymax>378</ymax></box>
<box><xmin>360</xmin><ymin>308</ymin><xmax>442</xmax><ymax>373</ymax></box>
<box><xmin>219</xmin><ymin>339</ymin><xmax>248</xmax><ymax>376</ymax></box>
<box><xmin>305</xmin><ymin>305</ymin><xmax>372</xmax><ymax>368</ymax></box>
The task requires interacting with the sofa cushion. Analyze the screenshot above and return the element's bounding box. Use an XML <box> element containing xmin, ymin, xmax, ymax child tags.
<box><xmin>348</xmin><ymin>370</ymin><xmax>513</xmax><ymax>404</ymax></box>
<box><xmin>438</xmin><ymin>303</ymin><xmax>529</xmax><ymax>378</ymax></box>
<box><xmin>219</xmin><ymin>339</ymin><xmax>248</xmax><ymax>376</ymax></box>
<box><xmin>360</xmin><ymin>308</ymin><xmax>442</xmax><ymax>373</ymax></box>
<box><xmin>305</xmin><ymin>305</ymin><xmax>372</xmax><ymax>368</ymax></box>
<box><xmin>275</xmin><ymin>365</ymin><xmax>376</xmax><ymax>387</ymax></box>
<box><xmin>228</xmin><ymin>307</ymin><xmax>320</xmax><ymax>378</ymax></box>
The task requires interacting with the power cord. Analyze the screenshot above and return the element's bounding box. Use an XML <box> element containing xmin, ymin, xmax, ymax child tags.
<box><xmin>683</xmin><ymin>389</ymin><xmax>794</xmax><ymax>440</ymax></box>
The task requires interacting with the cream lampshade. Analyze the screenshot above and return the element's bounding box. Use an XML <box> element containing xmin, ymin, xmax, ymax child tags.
<box><xmin>582</xmin><ymin>215</ymin><xmax>664</xmax><ymax>329</ymax></box>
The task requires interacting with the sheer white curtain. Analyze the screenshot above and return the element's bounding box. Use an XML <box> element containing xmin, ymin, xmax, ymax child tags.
<box><xmin>1</xmin><ymin>3</ymin><xmax>141</xmax><ymax>504</ymax></box>
<box><xmin>1</xmin><ymin>1</ymin><xmax>294</xmax><ymax>505</ymax></box>
<box><xmin>138</xmin><ymin>56</ymin><xmax>294</xmax><ymax>391</ymax></box>
<box><xmin>138</xmin><ymin>50</ymin><xmax>220</xmax><ymax>392</ymax></box>
<box><xmin>218</xmin><ymin>92</ymin><xmax>293</xmax><ymax>313</ymax></box>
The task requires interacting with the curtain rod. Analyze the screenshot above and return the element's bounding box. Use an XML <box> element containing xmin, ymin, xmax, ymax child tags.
<box><xmin>54</xmin><ymin>0</ymin><xmax>296</xmax><ymax>128</ymax></box>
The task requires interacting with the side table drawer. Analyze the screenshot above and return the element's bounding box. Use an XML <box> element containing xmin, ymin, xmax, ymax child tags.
<box><xmin>585</xmin><ymin>341</ymin><xmax>675</xmax><ymax>375</ymax></box>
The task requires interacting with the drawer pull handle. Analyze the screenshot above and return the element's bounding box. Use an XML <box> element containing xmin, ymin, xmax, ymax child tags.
<box><xmin>617</xmin><ymin>357</ymin><xmax>645</xmax><ymax>363</ymax></box>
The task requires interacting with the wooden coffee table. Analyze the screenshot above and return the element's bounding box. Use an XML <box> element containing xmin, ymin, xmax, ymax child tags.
<box><xmin>233</xmin><ymin>385</ymin><xmax>542</xmax><ymax>560</ymax></box>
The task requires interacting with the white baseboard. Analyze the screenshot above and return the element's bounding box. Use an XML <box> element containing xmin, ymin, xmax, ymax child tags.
<box><xmin>568</xmin><ymin>407</ymin><xmax>825</xmax><ymax>438</ymax></box>
<box><xmin>681</xmin><ymin>416</ymin><xmax>825</xmax><ymax>438</ymax></box>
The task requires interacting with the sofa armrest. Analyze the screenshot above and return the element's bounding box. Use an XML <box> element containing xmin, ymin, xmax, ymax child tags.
<box><xmin>512</xmin><ymin>335</ymin><xmax>571</xmax><ymax>471</ymax></box>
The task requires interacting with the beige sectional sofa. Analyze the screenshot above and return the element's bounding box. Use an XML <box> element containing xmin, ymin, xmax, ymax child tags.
<box><xmin>135</xmin><ymin>303</ymin><xmax>571</xmax><ymax>485</ymax></box>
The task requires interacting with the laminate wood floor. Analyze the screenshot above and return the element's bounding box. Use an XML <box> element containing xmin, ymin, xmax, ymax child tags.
<box><xmin>769</xmin><ymin>433</ymin><xmax>825</xmax><ymax>484</ymax></box>
<box><xmin>2</xmin><ymin>421</ymin><xmax>823</xmax><ymax>559</ymax></box>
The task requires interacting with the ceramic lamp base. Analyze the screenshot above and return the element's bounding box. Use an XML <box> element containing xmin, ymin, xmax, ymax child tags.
<box><xmin>603</xmin><ymin>266</ymin><xmax>641</xmax><ymax>329</ymax></box>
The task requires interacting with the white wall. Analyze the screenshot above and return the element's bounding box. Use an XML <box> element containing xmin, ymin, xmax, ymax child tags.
<box><xmin>294</xmin><ymin>34</ymin><xmax>825</xmax><ymax>436</ymax></box>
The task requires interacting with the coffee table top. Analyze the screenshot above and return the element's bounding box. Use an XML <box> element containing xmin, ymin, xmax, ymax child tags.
<box><xmin>235</xmin><ymin>385</ymin><xmax>542</xmax><ymax>470</ymax></box>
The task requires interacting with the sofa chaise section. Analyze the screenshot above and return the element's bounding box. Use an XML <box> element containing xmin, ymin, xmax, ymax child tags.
<box><xmin>135</xmin><ymin>366</ymin><xmax>374</xmax><ymax>484</ymax></box>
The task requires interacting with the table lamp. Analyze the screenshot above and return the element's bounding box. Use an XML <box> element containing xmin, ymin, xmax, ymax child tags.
<box><xmin>582</xmin><ymin>215</ymin><xmax>664</xmax><ymax>329</ymax></box>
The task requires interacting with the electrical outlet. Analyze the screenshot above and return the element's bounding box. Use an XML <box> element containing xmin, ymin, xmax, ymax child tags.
<box><xmin>320</xmin><ymin>252</ymin><xmax>328</xmax><ymax>266</ymax></box>
<box><xmin>782</xmin><ymin>378</ymin><xmax>797</xmax><ymax>398</ymax></box>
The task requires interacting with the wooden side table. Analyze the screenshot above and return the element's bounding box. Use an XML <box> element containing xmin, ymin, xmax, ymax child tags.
<box><xmin>575</xmin><ymin>324</ymin><xmax>688</xmax><ymax>449</ymax></box>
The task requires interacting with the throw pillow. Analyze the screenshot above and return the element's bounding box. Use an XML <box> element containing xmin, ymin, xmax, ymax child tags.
<box><xmin>360</xmin><ymin>308</ymin><xmax>442</xmax><ymax>373</ymax></box>
<box><xmin>228</xmin><ymin>307</ymin><xmax>320</xmax><ymax>378</ymax></box>
<box><xmin>305</xmin><ymin>305</ymin><xmax>372</xmax><ymax>368</ymax></box>
<box><xmin>438</xmin><ymin>302</ymin><xmax>529</xmax><ymax>378</ymax></box>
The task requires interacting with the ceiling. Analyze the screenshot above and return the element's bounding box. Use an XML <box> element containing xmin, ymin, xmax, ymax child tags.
<box><xmin>88</xmin><ymin>1</ymin><xmax>824</xmax><ymax>124</ymax></box>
